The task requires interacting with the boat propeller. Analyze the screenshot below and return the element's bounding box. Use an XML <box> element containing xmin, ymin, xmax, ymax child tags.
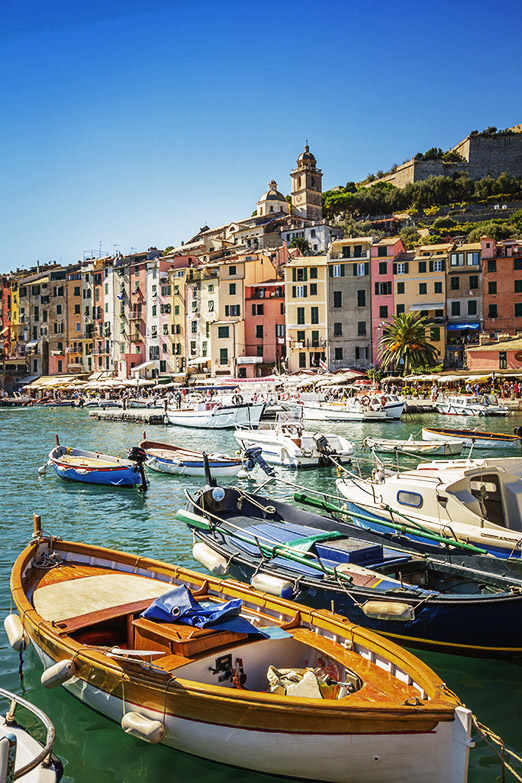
<box><xmin>243</xmin><ymin>446</ymin><xmax>275</xmax><ymax>476</ymax></box>
<box><xmin>127</xmin><ymin>446</ymin><xmax>149</xmax><ymax>492</ymax></box>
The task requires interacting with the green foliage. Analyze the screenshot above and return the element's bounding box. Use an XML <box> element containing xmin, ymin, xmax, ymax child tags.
<box><xmin>442</xmin><ymin>150</ymin><xmax>465</xmax><ymax>163</ymax></box>
<box><xmin>378</xmin><ymin>312</ymin><xmax>439</xmax><ymax>376</ymax></box>
<box><xmin>162</xmin><ymin>246</ymin><xmax>174</xmax><ymax>255</ymax></box>
<box><xmin>399</xmin><ymin>226</ymin><xmax>420</xmax><ymax>248</ymax></box>
<box><xmin>289</xmin><ymin>237</ymin><xmax>312</xmax><ymax>254</ymax></box>
<box><xmin>432</xmin><ymin>216</ymin><xmax>458</xmax><ymax>230</ymax></box>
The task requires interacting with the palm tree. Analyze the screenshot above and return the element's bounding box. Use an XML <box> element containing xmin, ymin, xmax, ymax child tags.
<box><xmin>378</xmin><ymin>312</ymin><xmax>439</xmax><ymax>376</ymax></box>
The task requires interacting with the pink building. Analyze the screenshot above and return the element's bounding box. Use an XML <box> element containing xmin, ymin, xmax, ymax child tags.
<box><xmin>370</xmin><ymin>238</ymin><xmax>405</xmax><ymax>365</ymax></box>
<box><xmin>123</xmin><ymin>259</ymin><xmax>147</xmax><ymax>377</ymax></box>
<box><xmin>242</xmin><ymin>279</ymin><xmax>286</xmax><ymax>377</ymax></box>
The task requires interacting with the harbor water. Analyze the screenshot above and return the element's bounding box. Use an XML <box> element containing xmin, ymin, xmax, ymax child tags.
<box><xmin>1</xmin><ymin>406</ymin><xmax>521</xmax><ymax>782</ymax></box>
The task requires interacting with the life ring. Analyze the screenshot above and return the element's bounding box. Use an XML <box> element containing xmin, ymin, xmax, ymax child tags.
<box><xmin>381</xmin><ymin>396</ymin><xmax>387</xmax><ymax>406</ymax></box>
<box><xmin>361</xmin><ymin>396</ymin><xmax>370</xmax><ymax>407</ymax></box>
<box><xmin>282</xmin><ymin>393</ymin><xmax>290</xmax><ymax>401</ymax></box>
<box><xmin>232</xmin><ymin>394</ymin><xmax>243</xmax><ymax>405</ymax></box>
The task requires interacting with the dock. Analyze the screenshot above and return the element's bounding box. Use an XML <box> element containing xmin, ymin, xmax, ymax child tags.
<box><xmin>89</xmin><ymin>409</ymin><xmax>166</xmax><ymax>425</ymax></box>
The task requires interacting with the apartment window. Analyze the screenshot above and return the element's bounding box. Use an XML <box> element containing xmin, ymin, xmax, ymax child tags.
<box><xmin>256</xmin><ymin>324</ymin><xmax>263</xmax><ymax>338</ymax></box>
<box><xmin>42</xmin><ymin>310</ymin><xmax>48</xmax><ymax>322</ymax></box>
<box><xmin>488</xmin><ymin>304</ymin><xmax>498</xmax><ymax>319</ymax></box>
<box><xmin>163</xmin><ymin>324</ymin><xmax>169</xmax><ymax>335</ymax></box>
<box><xmin>430</xmin><ymin>327</ymin><xmax>440</xmax><ymax>341</ymax></box>
<box><xmin>152</xmin><ymin>305</ymin><xmax>157</xmax><ymax>316</ymax></box>
<box><xmin>514</xmin><ymin>258</ymin><xmax>522</xmax><ymax>271</ymax></box>
<box><xmin>418</xmin><ymin>261</ymin><xmax>426</xmax><ymax>273</ymax></box>
<box><xmin>450</xmin><ymin>277</ymin><xmax>459</xmax><ymax>291</ymax></box>
<box><xmin>174</xmin><ymin>305</ymin><xmax>180</xmax><ymax>315</ymax></box>
<box><xmin>488</xmin><ymin>281</ymin><xmax>497</xmax><ymax>294</ymax></box>
<box><xmin>229</xmin><ymin>266</ymin><xmax>236</xmax><ymax>276</ymax></box>
<box><xmin>515</xmin><ymin>303</ymin><xmax>522</xmax><ymax>318</ymax></box>
<box><xmin>379</xmin><ymin>305</ymin><xmax>388</xmax><ymax>318</ymax></box>
<box><xmin>515</xmin><ymin>280</ymin><xmax>522</xmax><ymax>293</ymax></box>
<box><xmin>395</xmin><ymin>263</ymin><xmax>408</xmax><ymax>275</ymax></box>
<box><xmin>309</xmin><ymin>267</ymin><xmax>317</xmax><ymax>279</ymax></box>
<box><xmin>229</xmin><ymin>283</ymin><xmax>236</xmax><ymax>295</ymax></box>
<box><xmin>252</xmin><ymin>304</ymin><xmax>264</xmax><ymax>315</ymax></box>
<box><xmin>333</xmin><ymin>323</ymin><xmax>342</xmax><ymax>337</ymax></box>
<box><xmin>432</xmin><ymin>259</ymin><xmax>444</xmax><ymax>272</ymax></box>
<box><xmin>499</xmin><ymin>351</ymin><xmax>507</xmax><ymax>370</ymax></box>
<box><xmin>377</xmin><ymin>247</ymin><xmax>387</xmax><ymax>257</ymax></box>
<box><xmin>469</xmin><ymin>276</ymin><xmax>479</xmax><ymax>289</ymax></box>
<box><xmin>357</xmin><ymin>321</ymin><xmax>367</xmax><ymax>336</ymax></box>
<box><xmin>76</xmin><ymin>322</ymin><xmax>81</xmax><ymax>332</ymax></box>
<box><xmin>256</xmin><ymin>345</ymin><xmax>263</xmax><ymax>356</ymax></box>
<box><xmin>275</xmin><ymin>324</ymin><xmax>285</xmax><ymax>338</ymax></box>
<box><xmin>450</xmin><ymin>253</ymin><xmax>464</xmax><ymax>266</ymax></box>
<box><xmin>419</xmin><ymin>283</ymin><xmax>427</xmax><ymax>295</ymax></box>
<box><xmin>451</xmin><ymin>301</ymin><xmax>461</xmax><ymax>316</ymax></box>
<box><xmin>356</xmin><ymin>290</ymin><xmax>365</xmax><ymax>307</ymax></box>
<box><xmin>378</xmin><ymin>262</ymin><xmax>387</xmax><ymax>275</ymax></box>
<box><xmin>434</xmin><ymin>282</ymin><xmax>443</xmax><ymax>294</ymax></box>
<box><xmin>218</xmin><ymin>325</ymin><xmax>230</xmax><ymax>338</ymax></box>
<box><xmin>397</xmin><ymin>282</ymin><xmax>405</xmax><ymax>294</ymax></box>
<box><xmin>334</xmin><ymin>291</ymin><xmax>343</xmax><ymax>308</ymax></box>
<box><xmin>375</xmin><ymin>281</ymin><xmax>392</xmax><ymax>296</ymax></box>
<box><xmin>208</xmin><ymin>300</ymin><xmax>214</xmax><ymax>312</ymax></box>
<box><xmin>299</xmin><ymin>353</ymin><xmax>306</xmax><ymax>368</ymax></box>
<box><xmin>311</xmin><ymin>307</ymin><xmax>319</xmax><ymax>324</ymax></box>
<box><xmin>332</xmin><ymin>264</ymin><xmax>344</xmax><ymax>278</ymax></box>
<box><xmin>396</xmin><ymin>304</ymin><xmax>405</xmax><ymax>315</ymax></box>
<box><xmin>356</xmin><ymin>263</ymin><xmax>367</xmax><ymax>276</ymax></box>
<box><xmin>280</xmin><ymin>303</ymin><xmax>285</xmax><ymax>315</ymax></box>
<box><xmin>467</xmin><ymin>300</ymin><xmax>477</xmax><ymax>315</ymax></box>
<box><xmin>297</xmin><ymin>331</ymin><xmax>305</xmax><ymax>343</ymax></box>
<box><xmin>355</xmin><ymin>346</ymin><xmax>367</xmax><ymax>360</ymax></box>
<box><xmin>74</xmin><ymin>304</ymin><xmax>80</xmax><ymax>314</ymax></box>
<box><xmin>219</xmin><ymin>348</ymin><xmax>228</xmax><ymax>365</ymax></box>
<box><xmin>310</xmin><ymin>283</ymin><xmax>318</xmax><ymax>295</ymax></box>
<box><xmin>488</xmin><ymin>260</ymin><xmax>497</xmax><ymax>273</ymax></box>
<box><xmin>293</xmin><ymin>285</ymin><xmax>307</xmax><ymax>298</ymax></box>
<box><xmin>311</xmin><ymin>330</ymin><xmax>319</xmax><ymax>347</ymax></box>
<box><xmin>297</xmin><ymin>307</ymin><xmax>305</xmax><ymax>325</ymax></box>
<box><xmin>334</xmin><ymin>347</ymin><xmax>343</xmax><ymax>360</ymax></box>
<box><xmin>74</xmin><ymin>286</ymin><xmax>81</xmax><ymax>296</ymax></box>
<box><xmin>467</xmin><ymin>252</ymin><xmax>480</xmax><ymax>266</ymax></box>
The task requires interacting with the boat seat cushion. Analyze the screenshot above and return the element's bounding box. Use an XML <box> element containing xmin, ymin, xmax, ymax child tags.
<box><xmin>33</xmin><ymin>573</ymin><xmax>173</xmax><ymax>622</ymax></box>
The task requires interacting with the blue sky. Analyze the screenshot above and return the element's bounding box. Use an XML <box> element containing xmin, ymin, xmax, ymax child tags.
<box><xmin>1</xmin><ymin>0</ymin><xmax>521</xmax><ymax>273</ymax></box>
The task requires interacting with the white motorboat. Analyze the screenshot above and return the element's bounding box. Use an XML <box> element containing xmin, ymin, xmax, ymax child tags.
<box><xmin>364</xmin><ymin>435</ymin><xmax>464</xmax><ymax>457</ymax></box>
<box><xmin>359</xmin><ymin>391</ymin><xmax>405</xmax><ymax>420</ymax></box>
<box><xmin>336</xmin><ymin>456</ymin><xmax>522</xmax><ymax>559</ymax></box>
<box><xmin>166</xmin><ymin>400</ymin><xmax>265</xmax><ymax>429</ymax></box>
<box><xmin>297</xmin><ymin>398</ymin><xmax>387</xmax><ymax>422</ymax></box>
<box><xmin>234</xmin><ymin>412</ymin><xmax>354</xmax><ymax>468</ymax></box>
<box><xmin>422</xmin><ymin>426</ymin><xmax>522</xmax><ymax>450</ymax></box>
<box><xmin>0</xmin><ymin>686</ymin><xmax>62</xmax><ymax>782</ymax></box>
<box><xmin>436</xmin><ymin>394</ymin><xmax>508</xmax><ymax>417</ymax></box>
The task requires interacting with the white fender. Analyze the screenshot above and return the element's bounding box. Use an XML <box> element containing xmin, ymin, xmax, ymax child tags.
<box><xmin>121</xmin><ymin>712</ymin><xmax>164</xmax><ymax>743</ymax></box>
<box><xmin>3</xmin><ymin>614</ymin><xmax>28</xmax><ymax>652</ymax></box>
<box><xmin>251</xmin><ymin>573</ymin><xmax>293</xmax><ymax>599</ymax></box>
<box><xmin>362</xmin><ymin>601</ymin><xmax>415</xmax><ymax>622</ymax></box>
<box><xmin>41</xmin><ymin>658</ymin><xmax>77</xmax><ymax>688</ymax></box>
<box><xmin>192</xmin><ymin>542</ymin><xmax>229</xmax><ymax>576</ymax></box>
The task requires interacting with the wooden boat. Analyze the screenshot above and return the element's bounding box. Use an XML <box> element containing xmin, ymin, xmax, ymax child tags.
<box><xmin>178</xmin><ymin>488</ymin><xmax>522</xmax><ymax>657</ymax></box>
<box><xmin>48</xmin><ymin>440</ymin><xmax>145</xmax><ymax>488</ymax></box>
<box><xmin>422</xmin><ymin>426</ymin><xmax>522</xmax><ymax>450</ymax></box>
<box><xmin>139</xmin><ymin>438</ymin><xmax>247</xmax><ymax>477</ymax></box>
<box><xmin>364</xmin><ymin>435</ymin><xmax>464</xmax><ymax>457</ymax></box>
<box><xmin>6</xmin><ymin>522</ymin><xmax>473</xmax><ymax>783</ymax></box>
<box><xmin>166</xmin><ymin>400</ymin><xmax>265</xmax><ymax>429</ymax></box>
<box><xmin>0</xmin><ymin>686</ymin><xmax>62</xmax><ymax>782</ymax></box>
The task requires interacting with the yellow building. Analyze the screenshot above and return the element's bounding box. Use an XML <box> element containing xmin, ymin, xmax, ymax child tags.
<box><xmin>284</xmin><ymin>256</ymin><xmax>328</xmax><ymax>372</ymax></box>
<box><xmin>168</xmin><ymin>264</ymin><xmax>189</xmax><ymax>375</ymax></box>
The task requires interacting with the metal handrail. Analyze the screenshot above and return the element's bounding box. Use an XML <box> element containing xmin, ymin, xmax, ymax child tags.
<box><xmin>0</xmin><ymin>687</ymin><xmax>56</xmax><ymax>779</ymax></box>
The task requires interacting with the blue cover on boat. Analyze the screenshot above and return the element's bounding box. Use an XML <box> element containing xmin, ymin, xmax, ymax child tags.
<box><xmin>141</xmin><ymin>585</ymin><xmax>267</xmax><ymax>635</ymax></box>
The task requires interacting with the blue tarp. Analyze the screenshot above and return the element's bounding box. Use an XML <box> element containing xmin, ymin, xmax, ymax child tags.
<box><xmin>141</xmin><ymin>585</ymin><xmax>267</xmax><ymax>635</ymax></box>
<box><xmin>446</xmin><ymin>323</ymin><xmax>480</xmax><ymax>330</ymax></box>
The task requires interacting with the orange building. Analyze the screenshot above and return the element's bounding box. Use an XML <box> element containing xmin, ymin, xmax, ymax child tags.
<box><xmin>481</xmin><ymin>237</ymin><xmax>522</xmax><ymax>335</ymax></box>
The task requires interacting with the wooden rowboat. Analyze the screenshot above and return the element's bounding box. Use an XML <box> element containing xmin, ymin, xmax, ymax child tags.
<box><xmin>364</xmin><ymin>436</ymin><xmax>464</xmax><ymax>457</ymax></box>
<box><xmin>6</xmin><ymin>523</ymin><xmax>473</xmax><ymax>783</ymax></box>
<box><xmin>139</xmin><ymin>438</ymin><xmax>246</xmax><ymax>477</ymax></box>
<box><xmin>422</xmin><ymin>426</ymin><xmax>522</xmax><ymax>449</ymax></box>
<box><xmin>48</xmin><ymin>442</ymin><xmax>145</xmax><ymax>488</ymax></box>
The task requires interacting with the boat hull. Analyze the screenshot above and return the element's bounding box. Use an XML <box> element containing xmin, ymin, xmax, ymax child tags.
<box><xmin>366</xmin><ymin>438</ymin><xmax>463</xmax><ymax>456</ymax></box>
<box><xmin>422</xmin><ymin>427</ymin><xmax>522</xmax><ymax>449</ymax></box>
<box><xmin>145</xmin><ymin>455</ymin><xmax>242</xmax><ymax>477</ymax></box>
<box><xmin>166</xmin><ymin>403</ymin><xmax>265</xmax><ymax>429</ymax></box>
<box><xmin>233</xmin><ymin>430</ymin><xmax>353</xmax><ymax>468</ymax></box>
<box><xmin>49</xmin><ymin>446</ymin><xmax>141</xmax><ymax>487</ymax></box>
<box><xmin>300</xmin><ymin>403</ymin><xmax>387</xmax><ymax>422</ymax></box>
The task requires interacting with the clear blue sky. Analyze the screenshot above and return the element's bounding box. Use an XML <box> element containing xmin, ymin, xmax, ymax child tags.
<box><xmin>1</xmin><ymin>0</ymin><xmax>521</xmax><ymax>273</ymax></box>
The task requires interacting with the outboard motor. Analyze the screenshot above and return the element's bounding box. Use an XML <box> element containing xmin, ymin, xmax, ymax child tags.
<box><xmin>127</xmin><ymin>446</ymin><xmax>149</xmax><ymax>492</ymax></box>
<box><xmin>514</xmin><ymin>426</ymin><xmax>522</xmax><ymax>439</ymax></box>
<box><xmin>243</xmin><ymin>445</ymin><xmax>274</xmax><ymax>476</ymax></box>
<box><xmin>314</xmin><ymin>434</ymin><xmax>334</xmax><ymax>466</ymax></box>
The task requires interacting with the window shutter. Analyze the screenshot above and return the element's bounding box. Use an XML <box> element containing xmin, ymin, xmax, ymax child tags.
<box><xmin>303</xmin><ymin>286</ymin><xmax>307</xmax><ymax>297</ymax></box>
<box><xmin>405</xmin><ymin>262</ymin><xmax>409</xmax><ymax>273</ymax></box>
<box><xmin>441</xmin><ymin>260</ymin><xmax>445</xmax><ymax>271</ymax></box>
<box><xmin>329</xmin><ymin>267</ymin><xmax>333</xmax><ymax>278</ymax></box>
<box><xmin>225</xmin><ymin>305</ymin><xmax>229</xmax><ymax>316</ymax></box>
<box><xmin>365</xmin><ymin>263</ymin><xmax>369</xmax><ymax>276</ymax></box>
<box><xmin>393</xmin><ymin>263</ymin><xmax>397</xmax><ymax>275</ymax></box>
<box><xmin>374</xmin><ymin>283</ymin><xmax>379</xmax><ymax>295</ymax></box>
<box><xmin>353</xmin><ymin>264</ymin><xmax>357</xmax><ymax>276</ymax></box>
<box><xmin>429</xmin><ymin>260</ymin><xmax>434</xmax><ymax>272</ymax></box>
<box><xmin>340</xmin><ymin>265</ymin><xmax>345</xmax><ymax>277</ymax></box>
<box><xmin>292</xmin><ymin>268</ymin><xmax>297</xmax><ymax>282</ymax></box>
<box><xmin>303</xmin><ymin>269</ymin><xmax>308</xmax><ymax>282</ymax></box>
<box><xmin>292</xmin><ymin>286</ymin><xmax>296</xmax><ymax>297</ymax></box>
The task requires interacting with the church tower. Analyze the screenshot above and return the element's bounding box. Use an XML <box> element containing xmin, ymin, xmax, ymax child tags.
<box><xmin>290</xmin><ymin>144</ymin><xmax>323</xmax><ymax>222</ymax></box>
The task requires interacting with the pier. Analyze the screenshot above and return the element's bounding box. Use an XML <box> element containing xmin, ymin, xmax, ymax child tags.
<box><xmin>89</xmin><ymin>409</ymin><xmax>166</xmax><ymax>425</ymax></box>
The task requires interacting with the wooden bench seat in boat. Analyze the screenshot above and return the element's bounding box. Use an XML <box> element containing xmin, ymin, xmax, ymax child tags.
<box><xmin>131</xmin><ymin>616</ymin><xmax>250</xmax><ymax>657</ymax></box>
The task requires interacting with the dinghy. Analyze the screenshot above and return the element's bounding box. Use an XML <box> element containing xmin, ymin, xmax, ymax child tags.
<box><xmin>47</xmin><ymin>438</ymin><xmax>146</xmax><ymax>488</ymax></box>
<box><xmin>139</xmin><ymin>438</ymin><xmax>248</xmax><ymax>478</ymax></box>
<box><xmin>179</xmin><ymin>487</ymin><xmax>522</xmax><ymax>657</ymax></box>
<box><xmin>6</xmin><ymin>520</ymin><xmax>473</xmax><ymax>783</ymax></box>
<box><xmin>0</xmin><ymin>686</ymin><xmax>62</xmax><ymax>782</ymax></box>
<box><xmin>364</xmin><ymin>435</ymin><xmax>464</xmax><ymax>457</ymax></box>
<box><xmin>422</xmin><ymin>426</ymin><xmax>522</xmax><ymax>450</ymax></box>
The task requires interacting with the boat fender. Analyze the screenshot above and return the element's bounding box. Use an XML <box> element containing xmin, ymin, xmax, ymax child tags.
<box><xmin>192</xmin><ymin>542</ymin><xmax>229</xmax><ymax>576</ymax></box>
<box><xmin>361</xmin><ymin>601</ymin><xmax>415</xmax><ymax>622</ymax></box>
<box><xmin>41</xmin><ymin>659</ymin><xmax>77</xmax><ymax>688</ymax></box>
<box><xmin>251</xmin><ymin>573</ymin><xmax>294</xmax><ymax>599</ymax></box>
<box><xmin>121</xmin><ymin>712</ymin><xmax>165</xmax><ymax>744</ymax></box>
<box><xmin>3</xmin><ymin>614</ymin><xmax>28</xmax><ymax>652</ymax></box>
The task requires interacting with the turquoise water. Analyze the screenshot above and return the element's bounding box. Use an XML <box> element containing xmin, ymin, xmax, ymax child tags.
<box><xmin>1</xmin><ymin>407</ymin><xmax>521</xmax><ymax>782</ymax></box>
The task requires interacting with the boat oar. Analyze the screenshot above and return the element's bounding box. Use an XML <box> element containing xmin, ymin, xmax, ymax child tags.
<box><xmin>175</xmin><ymin>508</ymin><xmax>355</xmax><ymax>585</ymax></box>
<box><xmin>293</xmin><ymin>493</ymin><xmax>489</xmax><ymax>555</ymax></box>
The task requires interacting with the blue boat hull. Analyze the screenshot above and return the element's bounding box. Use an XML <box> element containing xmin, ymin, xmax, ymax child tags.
<box><xmin>52</xmin><ymin>463</ymin><xmax>140</xmax><ymax>487</ymax></box>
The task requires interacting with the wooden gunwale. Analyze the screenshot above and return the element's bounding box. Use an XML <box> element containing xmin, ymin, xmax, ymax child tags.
<box><xmin>423</xmin><ymin>426</ymin><xmax>519</xmax><ymax>442</ymax></box>
<box><xmin>140</xmin><ymin>440</ymin><xmax>240</xmax><ymax>465</ymax></box>
<box><xmin>11</xmin><ymin>537</ymin><xmax>460</xmax><ymax>734</ymax></box>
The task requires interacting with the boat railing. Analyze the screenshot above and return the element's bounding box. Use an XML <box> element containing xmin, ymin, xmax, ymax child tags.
<box><xmin>0</xmin><ymin>687</ymin><xmax>56</xmax><ymax>779</ymax></box>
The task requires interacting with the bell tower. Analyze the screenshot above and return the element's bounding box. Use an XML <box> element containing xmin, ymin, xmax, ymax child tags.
<box><xmin>290</xmin><ymin>144</ymin><xmax>323</xmax><ymax>222</ymax></box>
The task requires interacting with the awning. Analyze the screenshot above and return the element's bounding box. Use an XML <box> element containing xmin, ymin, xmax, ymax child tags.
<box><xmin>25</xmin><ymin>340</ymin><xmax>39</xmax><ymax>349</ymax></box>
<box><xmin>447</xmin><ymin>323</ymin><xmax>480</xmax><ymax>330</ymax></box>
<box><xmin>130</xmin><ymin>361</ymin><xmax>156</xmax><ymax>375</ymax></box>
<box><xmin>19</xmin><ymin>374</ymin><xmax>40</xmax><ymax>385</ymax></box>
<box><xmin>187</xmin><ymin>357</ymin><xmax>210</xmax><ymax>366</ymax></box>
<box><xmin>0</xmin><ymin>326</ymin><xmax>8</xmax><ymax>335</ymax></box>
<box><xmin>409</xmin><ymin>303</ymin><xmax>443</xmax><ymax>311</ymax></box>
